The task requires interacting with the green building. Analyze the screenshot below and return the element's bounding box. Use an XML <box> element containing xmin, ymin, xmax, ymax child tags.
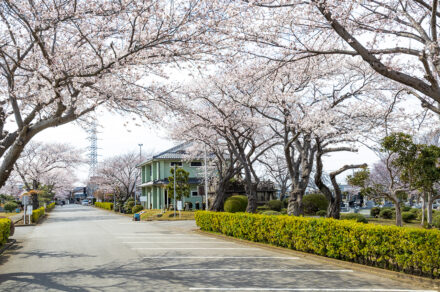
<box><xmin>137</xmin><ymin>143</ymin><xmax>205</xmax><ymax>210</ymax></box>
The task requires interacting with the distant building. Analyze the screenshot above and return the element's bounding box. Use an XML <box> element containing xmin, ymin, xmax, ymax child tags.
<box><xmin>137</xmin><ymin>143</ymin><xmax>205</xmax><ymax>210</ymax></box>
<box><xmin>72</xmin><ymin>187</ymin><xmax>87</xmax><ymax>203</ymax></box>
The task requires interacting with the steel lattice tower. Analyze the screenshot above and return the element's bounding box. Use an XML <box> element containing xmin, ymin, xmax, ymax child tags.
<box><xmin>87</xmin><ymin>120</ymin><xmax>98</xmax><ymax>178</ymax></box>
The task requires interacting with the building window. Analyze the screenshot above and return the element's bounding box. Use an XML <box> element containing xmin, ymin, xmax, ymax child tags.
<box><xmin>190</xmin><ymin>161</ymin><xmax>202</xmax><ymax>167</ymax></box>
<box><xmin>170</xmin><ymin>162</ymin><xmax>182</xmax><ymax>167</ymax></box>
<box><xmin>191</xmin><ymin>191</ymin><xmax>198</xmax><ymax>197</ymax></box>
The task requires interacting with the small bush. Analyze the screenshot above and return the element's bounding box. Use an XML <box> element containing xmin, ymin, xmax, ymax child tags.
<box><xmin>316</xmin><ymin>210</ymin><xmax>327</xmax><ymax>217</ymax></box>
<box><xmin>282</xmin><ymin>198</ymin><xmax>289</xmax><ymax>208</ymax></box>
<box><xmin>402</xmin><ymin>206</ymin><xmax>411</xmax><ymax>212</ymax></box>
<box><xmin>124</xmin><ymin>200</ymin><xmax>135</xmax><ymax>213</ymax></box>
<box><xmin>132</xmin><ymin>205</ymin><xmax>144</xmax><ymax>214</ymax></box>
<box><xmin>410</xmin><ymin>208</ymin><xmax>419</xmax><ymax>214</ymax></box>
<box><xmin>4</xmin><ymin>201</ymin><xmax>18</xmax><ymax>212</ymax></box>
<box><xmin>261</xmin><ymin>210</ymin><xmax>281</xmax><ymax>215</ymax></box>
<box><xmin>302</xmin><ymin>193</ymin><xmax>328</xmax><ymax>215</ymax></box>
<box><xmin>433</xmin><ymin>214</ymin><xmax>440</xmax><ymax>229</ymax></box>
<box><xmin>340</xmin><ymin>213</ymin><xmax>368</xmax><ymax>223</ymax></box>
<box><xmin>267</xmin><ymin>200</ymin><xmax>283</xmax><ymax>212</ymax></box>
<box><xmin>280</xmin><ymin>208</ymin><xmax>287</xmax><ymax>215</ymax></box>
<box><xmin>224</xmin><ymin>195</ymin><xmax>247</xmax><ymax>213</ymax></box>
<box><xmin>402</xmin><ymin>211</ymin><xmax>416</xmax><ymax>223</ymax></box>
<box><xmin>380</xmin><ymin>208</ymin><xmax>393</xmax><ymax>219</ymax></box>
<box><xmin>370</xmin><ymin>207</ymin><xmax>381</xmax><ymax>217</ymax></box>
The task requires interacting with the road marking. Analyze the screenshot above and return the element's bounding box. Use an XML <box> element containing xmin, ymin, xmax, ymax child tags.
<box><xmin>123</xmin><ymin>242</ymin><xmax>221</xmax><ymax>244</ymax></box>
<box><xmin>188</xmin><ymin>289</ymin><xmax>437</xmax><ymax>292</ymax></box>
<box><xmin>115</xmin><ymin>233</ymin><xmax>185</xmax><ymax>235</ymax></box>
<box><xmin>143</xmin><ymin>256</ymin><xmax>299</xmax><ymax>259</ymax></box>
<box><xmin>162</xmin><ymin>268</ymin><xmax>352</xmax><ymax>272</ymax></box>
<box><xmin>117</xmin><ymin>237</ymin><xmax>217</xmax><ymax>239</ymax></box>
<box><xmin>132</xmin><ymin>248</ymin><xmax>256</xmax><ymax>250</ymax></box>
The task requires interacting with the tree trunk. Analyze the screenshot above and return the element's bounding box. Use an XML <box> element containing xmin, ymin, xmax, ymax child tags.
<box><xmin>210</xmin><ymin>184</ymin><xmax>227</xmax><ymax>211</ymax></box>
<box><xmin>427</xmin><ymin>192</ymin><xmax>433</xmax><ymax>225</ymax></box>
<box><xmin>394</xmin><ymin>200</ymin><xmax>403</xmax><ymax>227</ymax></box>
<box><xmin>245</xmin><ymin>183</ymin><xmax>258</xmax><ymax>213</ymax></box>
<box><xmin>287</xmin><ymin>188</ymin><xmax>304</xmax><ymax>216</ymax></box>
<box><xmin>327</xmin><ymin>195</ymin><xmax>341</xmax><ymax>219</ymax></box>
<box><xmin>421</xmin><ymin>194</ymin><xmax>426</xmax><ymax>226</ymax></box>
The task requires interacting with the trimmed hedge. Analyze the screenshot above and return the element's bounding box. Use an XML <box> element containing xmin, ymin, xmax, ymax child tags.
<box><xmin>32</xmin><ymin>207</ymin><xmax>45</xmax><ymax>223</ymax></box>
<box><xmin>0</xmin><ymin>218</ymin><xmax>11</xmax><ymax>246</ymax></box>
<box><xmin>46</xmin><ymin>202</ymin><xmax>55</xmax><ymax>212</ymax></box>
<box><xmin>94</xmin><ymin>202</ymin><xmax>114</xmax><ymax>210</ymax></box>
<box><xmin>195</xmin><ymin>211</ymin><xmax>440</xmax><ymax>278</ymax></box>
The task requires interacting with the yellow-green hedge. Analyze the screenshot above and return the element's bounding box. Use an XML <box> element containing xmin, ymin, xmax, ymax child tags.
<box><xmin>45</xmin><ymin>202</ymin><xmax>55</xmax><ymax>212</ymax></box>
<box><xmin>32</xmin><ymin>207</ymin><xmax>45</xmax><ymax>223</ymax></box>
<box><xmin>195</xmin><ymin>211</ymin><xmax>440</xmax><ymax>278</ymax></box>
<box><xmin>0</xmin><ymin>218</ymin><xmax>11</xmax><ymax>246</ymax></box>
<box><xmin>94</xmin><ymin>202</ymin><xmax>113</xmax><ymax>210</ymax></box>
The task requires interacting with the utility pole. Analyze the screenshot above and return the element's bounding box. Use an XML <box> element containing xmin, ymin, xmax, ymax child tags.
<box><xmin>135</xmin><ymin>143</ymin><xmax>143</xmax><ymax>206</ymax></box>
<box><xmin>204</xmin><ymin>145</ymin><xmax>208</xmax><ymax>211</ymax></box>
<box><xmin>173</xmin><ymin>164</ymin><xmax>176</xmax><ymax>218</ymax></box>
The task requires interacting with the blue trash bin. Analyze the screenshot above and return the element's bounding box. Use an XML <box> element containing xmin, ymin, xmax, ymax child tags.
<box><xmin>134</xmin><ymin>213</ymin><xmax>140</xmax><ymax>221</ymax></box>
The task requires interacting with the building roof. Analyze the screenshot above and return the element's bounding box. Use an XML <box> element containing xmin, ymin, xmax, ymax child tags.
<box><xmin>138</xmin><ymin>142</ymin><xmax>202</xmax><ymax>167</ymax></box>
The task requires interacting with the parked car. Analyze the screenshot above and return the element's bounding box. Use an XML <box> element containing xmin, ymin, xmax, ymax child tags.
<box><xmin>81</xmin><ymin>200</ymin><xmax>89</xmax><ymax>206</ymax></box>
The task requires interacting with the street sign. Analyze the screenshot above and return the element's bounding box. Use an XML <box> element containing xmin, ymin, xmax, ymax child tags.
<box><xmin>177</xmin><ymin>201</ymin><xmax>182</xmax><ymax>211</ymax></box>
<box><xmin>140</xmin><ymin>196</ymin><xmax>147</xmax><ymax>202</ymax></box>
<box><xmin>27</xmin><ymin>205</ymin><xmax>33</xmax><ymax>214</ymax></box>
<box><xmin>22</xmin><ymin>196</ymin><xmax>29</xmax><ymax>205</ymax></box>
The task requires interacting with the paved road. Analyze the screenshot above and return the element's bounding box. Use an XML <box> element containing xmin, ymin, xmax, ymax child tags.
<box><xmin>0</xmin><ymin>205</ymin><xmax>436</xmax><ymax>291</ymax></box>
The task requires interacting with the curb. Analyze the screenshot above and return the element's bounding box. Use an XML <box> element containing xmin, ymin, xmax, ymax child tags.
<box><xmin>0</xmin><ymin>239</ymin><xmax>16</xmax><ymax>255</ymax></box>
<box><xmin>195</xmin><ymin>229</ymin><xmax>440</xmax><ymax>290</ymax></box>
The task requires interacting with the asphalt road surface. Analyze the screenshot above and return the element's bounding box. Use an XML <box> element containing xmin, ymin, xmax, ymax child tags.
<box><xmin>0</xmin><ymin>205</ymin><xmax>437</xmax><ymax>292</ymax></box>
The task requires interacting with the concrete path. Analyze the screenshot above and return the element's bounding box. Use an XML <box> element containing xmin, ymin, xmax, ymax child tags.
<box><xmin>0</xmin><ymin>205</ymin><xmax>436</xmax><ymax>291</ymax></box>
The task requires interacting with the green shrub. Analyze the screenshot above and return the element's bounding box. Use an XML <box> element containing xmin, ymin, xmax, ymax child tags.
<box><xmin>32</xmin><ymin>207</ymin><xmax>45</xmax><ymax>223</ymax></box>
<box><xmin>340</xmin><ymin>213</ymin><xmax>368</xmax><ymax>223</ymax></box>
<box><xmin>402</xmin><ymin>211</ymin><xmax>416</xmax><ymax>223</ymax></box>
<box><xmin>195</xmin><ymin>211</ymin><xmax>440</xmax><ymax>278</ymax></box>
<box><xmin>224</xmin><ymin>195</ymin><xmax>247</xmax><ymax>213</ymax></box>
<box><xmin>370</xmin><ymin>207</ymin><xmax>381</xmax><ymax>217</ymax></box>
<box><xmin>316</xmin><ymin>210</ymin><xmax>327</xmax><ymax>217</ymax></box>
<box><xmin>280</xmin><ymin>208</ymin><xmax>287</xmax><ymax>215</ymax></box>
<box><xmin>380</xmin><ymin>208</ymin><xmax>393</xmax><ymax>219</ymax></box>
<box><xmin>256</xmin><ymin>205</ymin><xmax>270</xmax><ymax>213</ymax></box>
<box><xmin>302</xmin><ymin>193</ymin><xmax>328</xmax><ymax>215</ymax></box>
<box><xmin>433</xmin><ymin>214</ymin><xmax>440</xmax><ymax>229</ymax></box>
<box><xmin>124</xmin><ymin>199</ymin><xmax>135</xmax><ymax>213</ymax></box>
<box><xmin>410</xmin><ymin>208</ymin><xmax>419</xmax><ymax>214</ymax></box>
<box><xmin>402</xmin><ymin>206</ymin><xmax>411</xmax><ymax>212</ymax></box>
<box><xmin>132</xmin><ymin>205</ymin><xmax>144</xmax><ymax>214</ymax></box>
<box><xmin>0</xmin><ymin>218</ymin><xmax>11</xmax><ymax>246</ymax></box>
<box><xmin>261</xmin><ymin>210</ymin><xmax>281</xmax><ymax>215</ymax></box>
<box><xmin>94</xmin><ymin>202</ymin><xmax>114</xmax><ymax>210</ymax></box>
<box><xmin>4</xmin><ymin>201</ymin><xmax>18</xmax><ymax>212</ymax></box>
<box><xmin>267</xmin><ymin>200</ymin><xmax>283</xmax><ymax>212</ymax></box>
<box><xmin>282</xmin><ymin>198</ymin><xmax>289</xmax><ymax>208</ymax></box>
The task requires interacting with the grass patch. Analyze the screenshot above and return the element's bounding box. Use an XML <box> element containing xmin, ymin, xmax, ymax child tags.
<box><xmin>0</xmin><ymin>212</ymin><xmax>22</xmax><ymax>218</ymax></box>
<box><xmin>140</xmin><ymin>210</ymin><xmax>195</xmax><ymax>221</ymax></box>
<box><xmin>367</xmin><ymin>217</ymin><xmax>424</xmax><ymax>228</ymax></box>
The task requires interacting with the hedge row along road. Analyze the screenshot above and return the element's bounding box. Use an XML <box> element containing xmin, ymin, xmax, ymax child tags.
<box><xmin>195</xmin><ymin>211</ymin><xmax>440</xmax><ymax>278</ymax></box>
<box><xmin>0</xmin><ymin>204</ymin><xmax>436</xmax><ymax>291</ymax></box>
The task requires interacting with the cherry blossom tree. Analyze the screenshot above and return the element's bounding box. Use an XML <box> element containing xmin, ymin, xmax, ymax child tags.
<box><xmin>0</xmin><ymin>0</ymin><xmax>224</xmax><ymax>188</ymax></box>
